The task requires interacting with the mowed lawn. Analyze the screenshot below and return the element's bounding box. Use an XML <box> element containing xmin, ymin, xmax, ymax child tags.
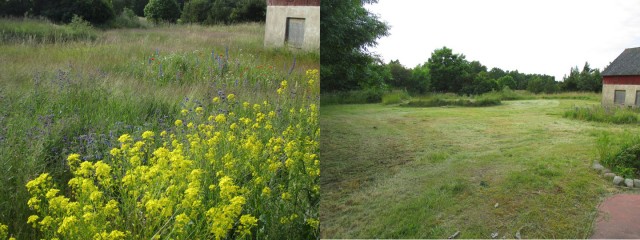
<box><xmin>321</xmin><ymin>99</ymin><xmax>639</xmax><ymax>239</ymax></box>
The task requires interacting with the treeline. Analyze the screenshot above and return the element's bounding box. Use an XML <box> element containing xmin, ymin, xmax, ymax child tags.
<box><xmin>385</xmin><ymin>47</ymin><xmax>603</xmax><ymax>95</ymax></box>
<box><xmin>0</xmin><ymin>0</ymin><xmax>266</xmax><ymax>25</ymax></box>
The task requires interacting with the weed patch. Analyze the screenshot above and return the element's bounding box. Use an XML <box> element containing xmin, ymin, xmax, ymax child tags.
<box><xmin>564</xmin><ymin>105</ymin><xmax>640</xmax><ymax>124</ymax></box>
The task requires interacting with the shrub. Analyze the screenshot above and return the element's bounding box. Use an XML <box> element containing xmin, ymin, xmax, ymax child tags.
<box><xmin>144</xmin><ymin>0</ymin><xmax>181</xmax><ymax>23</ymax></box>
<box><xmin>382</xmin><ymin>90</ymin><xmax>411</xmax><ymax>105</ymax></box>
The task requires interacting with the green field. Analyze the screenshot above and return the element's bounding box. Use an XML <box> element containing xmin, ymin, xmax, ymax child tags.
<box><xmin>321</xmin><ymin>98</ymin><xmax>638</xmax><ymax>239</ymax></box>
<box><xmin>0</xmin><ymin>19</ymin><xmax>319</xmax><ymax>239</ymax></box>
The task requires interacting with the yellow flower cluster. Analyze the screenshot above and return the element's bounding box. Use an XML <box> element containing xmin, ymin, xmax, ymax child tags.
<box><xmin>25</xmin><ymin>69</ymin><xmax>320</xmax><ymax>239</ymax></box>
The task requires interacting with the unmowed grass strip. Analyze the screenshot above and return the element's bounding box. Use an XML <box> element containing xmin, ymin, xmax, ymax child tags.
<box><xmin>382</xmin><ymin>90</ymin><xmax>412</xmax><ymax>105</ymax></box>
<box><xmin>0</xmin><ymin>18</ymin><xmax>97</xmax><ymax>43</ymax></box>
<box><xmin>0</xmin><ymin>20</ymin><xmax>319</xmax><ymax>238</ymax></box>
<box><xmin>564</xmin><ymin>105</ymin><xmax>640</xmax><ymax>124</ymax></box>
<box><xmin>402</xmin><ymin>96</ymin><xmax>501</xmax><ymax>107</ymax></box>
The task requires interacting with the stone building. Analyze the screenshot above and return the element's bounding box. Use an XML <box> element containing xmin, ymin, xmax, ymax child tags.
<box><xmin>601</xmin><ymin>47</ymin><xmax>640</xmax><ymax>107</ymax></box>
<box><xmin>264</xmin><ymin>0</ymin><xmax>320</xmax><ymax>51</ymax></box>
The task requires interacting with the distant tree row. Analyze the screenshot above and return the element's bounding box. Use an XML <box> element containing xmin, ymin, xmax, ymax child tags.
<box><xmin>0</xmin><ymin>0</ymin><xmax>266</xmax><ymax>25</ymax></box>
<box><xmin>385</xmin><ymin>47</ymin><xmax>602</xmax><ymax>95</ymax></box>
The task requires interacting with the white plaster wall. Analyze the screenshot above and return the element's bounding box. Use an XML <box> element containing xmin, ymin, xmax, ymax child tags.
<box><xmin>264</xmin><ymin>6</ymin><xmax>320</xmax><ymax>51</ymax></box>
<box><xmin>602</xmin><ymin>84</ymin><xmax>640</xmax><ymax>107</ymax></box>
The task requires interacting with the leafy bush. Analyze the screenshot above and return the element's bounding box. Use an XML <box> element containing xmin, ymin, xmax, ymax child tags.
<box><xmin>144</xmin><ymin>0</ymin><xmax>181</xmax><ymax>23</ymax></box>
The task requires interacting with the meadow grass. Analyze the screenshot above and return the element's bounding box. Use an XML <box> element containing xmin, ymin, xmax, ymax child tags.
<box><xmin>322</xmin><ymin>89</ymin><xmax>600</xmax><ymax>106</ymax></box>
<box><xmin>381</xmin><ymin>90</ymin><xmax>411</xmax><ymax>105</ymax></box>
<box><xmin>320</xmin><ymin>98</ymin><xmax>637</xmax><ymax>238</ymax></box>
<box><xmin>564</xmin><ymin>105</ymin><xmax>640</xmax><ymax>124</ymax></box>
<box><xmin>0</xmin><ymin>17</ymin><xmax>98</xmax><ymax>43</ymax></box>
<box><xmin>0</xmin><ymin>19</ymin><xmax>319</xmax><ymax>239</ymax></box>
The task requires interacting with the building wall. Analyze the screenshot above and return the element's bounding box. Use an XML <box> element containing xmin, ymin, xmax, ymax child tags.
<box><xmin>267</xmin><ymin>0</ymin><xmax>320</xmax><ymax>6</ymax></box>
<box><xmin>602</xmin><ymin>83</ymin><xmax>640</xmax><ymax>107</ymax></box>
<box><xmin>264</xmin><ymin>5</ymin><xmax>320</xmax><ymax>51</ymax></box>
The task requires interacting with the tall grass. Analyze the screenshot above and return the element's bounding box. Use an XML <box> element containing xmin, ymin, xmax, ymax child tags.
<box><xmin>0</xmin><ymin>19</ymin><xmax>319</xmax><ymax>238</ymax></box>
<box><xmin>0</xmin><ymin>17</ymin><xmax>97</xmax><ymax>43</ymax></box>
<box><xmin>596</xmin><ymin>132</ymin><xmax>640</xmax><ymax>178</ymax></box>
<box><xmin>382</xmin><ymin>90</ymin><xmax>411</xmax><ymax>105</ymax></box>
<box><xmin>403</xmin><ymin>95</ymin><xmax>501</xmax><ymax>107</ymax></box>
<box><xmin>564</xmin><ymin>105</ymin><xmax>640</xmax><ymax>124</ymax></box>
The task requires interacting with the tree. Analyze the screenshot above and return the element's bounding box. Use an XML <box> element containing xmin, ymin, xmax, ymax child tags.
<box><xmin>0</xmin><ymin>0</ymin><xmax>32</xmax><ymax>17</ymax></box>
<box><xmin>144</xmin><ymin>0</ymin><xmax>181</xmax><ymax>23</ymax></box>
<box><xmin>387</xmin><ymin>60</ymin><xmax>412</xmax><ymax>88</ymax></box>
<box><xmin>468</xmin><ymin>61</ymin><xmax>487</xmax><ymax>76</ymax></box>
<box><xmin>427</xmin><ymin>47</ymin><xmax>470</xmax><ymax>94</ymax></box>
<box><xmin>181</xmin><ymin>0</ymin><xmax>211</xmax><ymax>23</ymax></box>
<box><xmin>527</xmin><ymin>77</ymin><xmax>559</xmax><ymax>94</ymax></box>
<box><xmin>577</xmin><ymin>62</ymin><xmax>602</xmax><ymax>92</ymax></box>
<box><xmin>488</xmin><ymin>67</ymin><xmax>507</xmax><ymax>80</ymax></box>
<box><xmin>462</xmin><ymin>71</ymin><xmax>497</xmax><ymax>95</ymax></box>
<box><xmin>30</xmin><ymin>0</ymin><xmax>115</xmax><ymax>24</ymax></box>
<box><xmin>321</xmin><ymin>0</ymin><xmax>390</xmax><ymax>92</ymax></box>
<box><xmin>497</xmin><ymin>75</ymin><xmax>516</xmax><ymax>90</ymax></box>
<box><xmin>206</xmin><ymin>0</ymin><xmax>235</xmax><ymax>24</ymax></box>
<box><xmin>562</xmin><ymin>66</ymin><xmax>580</xmax><ymax>91</ymax></box>
<box><xmin>233</xmin><ymin>0</ymin><xmax>267</xmax><ymax>23</ymax></box>
<box><xmin>561</xmin><ymin>62</ymin><xmax>602</xmax><ymax>92</ymax></box>
<box><xmin>410</xmin><ymin>63</ymin><xmax>431</xmax><ymax>94</ymax></box>
<box><xmin>132</xmin><ymin>0</ymin><xmax>150</xmax><ymax>16</ymax></box>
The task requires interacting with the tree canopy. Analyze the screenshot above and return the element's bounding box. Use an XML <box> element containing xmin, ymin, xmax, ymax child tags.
<box><xmin>320</xmin><ymin>0</ymin><xmax>390</xmax><ymax>92</ymax></box>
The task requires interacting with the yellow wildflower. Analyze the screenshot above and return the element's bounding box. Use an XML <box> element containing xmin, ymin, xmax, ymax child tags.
<box><xmin>27</xmin><ymin>215</ymin><xmax>39</xmax><ymax>227</ymax></box>
<box><xmin>142</xmin><ymin>130</ymin><xmax>155</xmax><ymax>140</ymax></box>
<box><xmin>237</xmin><ymin>214</ymin><xmax>257</xmax><ymax>237</ymax></box>
<box><xmin>118</xmin><ymin>134</ymin><xmax>132</xmax><ymax>143</ymax></box>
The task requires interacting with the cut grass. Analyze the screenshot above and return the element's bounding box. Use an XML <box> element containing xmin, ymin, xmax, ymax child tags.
<box><xmin>321</xmin><ymin>99</ymin><xmax>632</xmax><ymax>238</ymax></box>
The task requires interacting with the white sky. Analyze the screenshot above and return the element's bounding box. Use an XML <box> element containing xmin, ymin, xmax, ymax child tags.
<box><xmin>365</xmin><ymin>0</ymin><xmax>640</xmax><ymax>81</ymax></box>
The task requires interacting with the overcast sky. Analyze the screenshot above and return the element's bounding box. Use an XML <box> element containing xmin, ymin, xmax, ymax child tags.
<box><xmin>365</xmin><ymin>0</ymin><xmax>640</xmax><ymax>81</ymax></box>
